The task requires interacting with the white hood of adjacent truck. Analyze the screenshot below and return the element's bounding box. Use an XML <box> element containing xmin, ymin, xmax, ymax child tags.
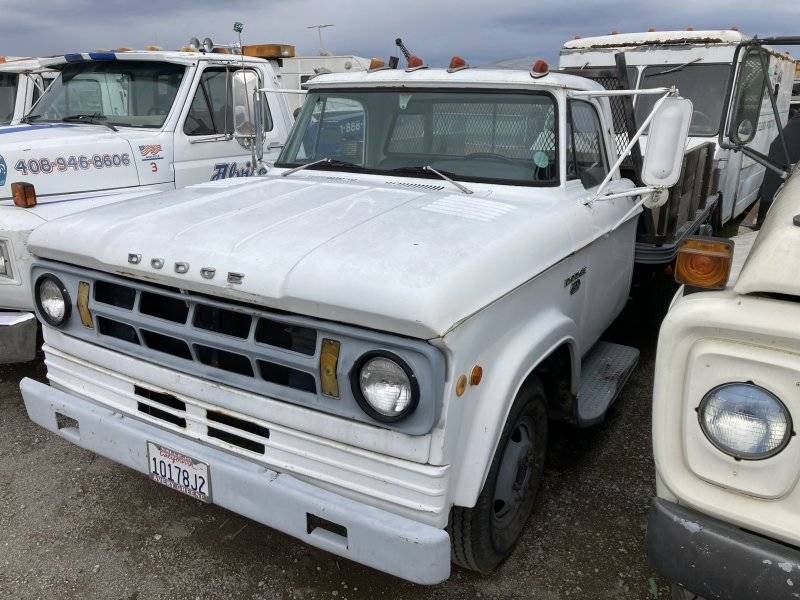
<box><xmin>735</xmin><ymin>169</ymin><xmax>800</xmax><ymax>297</ymax></box>
<box><xmin>0</xmin><ymin>123</ymin><xmax>143</xmax><ymax>200</ymax></box>
<box><xmin>28</xmin><ymin>175</ymin><xmax>579</xmax><ymax>339</ymax></box>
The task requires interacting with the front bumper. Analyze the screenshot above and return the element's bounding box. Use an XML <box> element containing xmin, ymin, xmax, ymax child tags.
<box><xmin>646</xmin><ymin>498</ymin><xmax>800</xmax><ymax>599</ymax></box>
<box><xmin>0</xmin><ymin>311</ymin><xmax>36</xmax><ymax>363</ymax></box>
<box><xmin>21</xmin><ymin>377</ymin><xmax>452</xmax><ymax>584</ymax></box>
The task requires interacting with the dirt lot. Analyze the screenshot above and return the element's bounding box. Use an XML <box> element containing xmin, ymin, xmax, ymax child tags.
<box><xmin>0</xmin><ymin>280</ymin><xmax>675</xmax><ymax>600</ymax></box>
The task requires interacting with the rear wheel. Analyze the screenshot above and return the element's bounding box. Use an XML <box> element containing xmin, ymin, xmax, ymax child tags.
<box><xmin>449</xmin><ymin>379</ymin><xmax>548</xmax><ymax>573</ymax></box>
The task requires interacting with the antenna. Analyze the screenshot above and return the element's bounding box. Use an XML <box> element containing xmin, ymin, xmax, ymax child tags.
<box><xmin>307</xmin><ymin>24</ymin><xmax>334</xmax><ymax>56</ymax></box>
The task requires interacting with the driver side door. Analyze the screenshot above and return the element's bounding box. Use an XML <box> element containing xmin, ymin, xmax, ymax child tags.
<box><xmin>173</xmin><ymin>65</ymin><xmax>274</xmax><ymax>187</ymax></box>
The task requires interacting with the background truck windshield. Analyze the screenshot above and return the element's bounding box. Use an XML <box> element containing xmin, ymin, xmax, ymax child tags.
<box><xmin>0</xmin><ymin>73</ymin><xmax>18</xmax><ymax>125</ymax></box>
<box><xmin>635</xmin><ymin>63</ymin><xmax>731</xmax><ymax>136</ymax></box>
<box><xmin>278</xmin><ymin>90</ymin><xmax>558</xmax><ymax>186</ymax></box>
<box><xmin>28</xmin><ymin>60</ymin><xmax>185</xmax><ymax>128</ymax></box>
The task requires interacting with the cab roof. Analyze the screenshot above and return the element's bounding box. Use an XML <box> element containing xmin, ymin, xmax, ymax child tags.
<box><xmin>0</xmin><ymin>56</ymin><xmax>66</xmax><ymax>72</ymax></box>
<box><xmin>562</xmin><ymin>30</ymin><xmax>748</xmax><ymax>50</ymax></box>
<box><xmin>57</xmin><ymin>50</ymin><xmax>270</xmax><ymax>67</ymax></box>
<box><xmin>304</xmin><ymin>67</ymin><xmax>605</xmax><ymax>92</ymax></box>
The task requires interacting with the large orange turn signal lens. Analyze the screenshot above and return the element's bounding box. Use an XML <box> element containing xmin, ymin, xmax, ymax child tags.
<box><xmin>320</xmin><ymin>338</ymin><xmax>341</xmax><ymax>398</ymax></box>
<box><xmin>674</xmin><ymin>237</ymin><xmax>734</xmax><ymax>290</ymax></box>
<box><xmin>11</xmin><ymin>182</ymin><xmax>36</xmax><ymax>207</ymax></box>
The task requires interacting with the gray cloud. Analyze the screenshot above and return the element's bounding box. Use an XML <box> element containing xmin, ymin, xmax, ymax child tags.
<box><xmin>0</xmin><ymin>0</ymin><xmax>796</xmax><ymax>66</ymax></box>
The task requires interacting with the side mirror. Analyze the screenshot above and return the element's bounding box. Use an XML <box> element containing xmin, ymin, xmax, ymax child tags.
<box><xmin>231</xmin><ymin>70</ymin><xmax>259</xmax><ymax>138</ymax></box>
<box><xmin>641</xmin><ymin>97</ymin><xmax>693</xmax><ymax>188</ymax></box>
<box><xmin>727</xmin><ymin>47</ymin><xmax>768</xmax><ymax>146</ymax></box>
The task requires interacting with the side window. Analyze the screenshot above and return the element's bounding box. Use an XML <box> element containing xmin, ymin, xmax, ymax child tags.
<box><xmin>184</xmin><ymin>68</ymin><xmax>273</xmax><ymax>137</ymax></box>
<box><xmin>567</xmin><ymin>100</ymin><xmax>608</xmax><ymax>188</ymax></box>
<box><xmin>297</xmin><ymin>96</ymin><xmax>365</xmax><ymax>163</ymax></box>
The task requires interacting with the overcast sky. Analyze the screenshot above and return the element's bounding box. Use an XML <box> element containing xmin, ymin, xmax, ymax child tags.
<box><xmin>0</xmin><ymin>0</ymin><xmax>797</xmax><ymax>65</ymax></box>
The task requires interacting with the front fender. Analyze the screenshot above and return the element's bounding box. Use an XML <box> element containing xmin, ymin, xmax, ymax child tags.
<box><xmin>441</xmin><ymin>304</ymin><xmax>579</xmax><ymax>508</ymax></box>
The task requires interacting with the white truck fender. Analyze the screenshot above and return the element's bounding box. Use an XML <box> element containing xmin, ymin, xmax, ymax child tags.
<box><xmin>443</xmin><ymin>306</ymin><xmax>580</xmax><ymax>508</ymax></box>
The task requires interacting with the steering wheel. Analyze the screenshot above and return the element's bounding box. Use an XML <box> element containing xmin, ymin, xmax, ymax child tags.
<box><xmin>464</xmin><ymin>152</ymin><xmax>522</xmax><ymax>165</ymax></box>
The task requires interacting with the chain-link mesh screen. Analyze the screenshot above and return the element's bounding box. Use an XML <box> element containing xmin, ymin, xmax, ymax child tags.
<box><xmin>388</xmin><ymin>100</ymin><xmax>556</xmax><ymax>159</ymax></box>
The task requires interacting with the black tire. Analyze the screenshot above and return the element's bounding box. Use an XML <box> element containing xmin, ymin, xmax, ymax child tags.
<box><xmin>449</xmin><ymin>378</ymin><xmax>548</xmax><ymax>573</ymax></box>
<box><xmin>671</xmin><ymin>583</ymin><xmax>703</xmax><ymax>600</ymax></box>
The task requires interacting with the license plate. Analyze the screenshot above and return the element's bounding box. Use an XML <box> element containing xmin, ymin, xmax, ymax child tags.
<box><xmin>147</xmin><ymin>442</ymin><xmax>211</xmax><ymax>503</ymax></box>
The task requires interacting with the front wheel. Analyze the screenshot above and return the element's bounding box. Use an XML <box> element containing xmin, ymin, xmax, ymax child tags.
<box><xmin>449</xmin><ymin>378</ymin><xmax>548</xmax><ymax>573</ymax></box>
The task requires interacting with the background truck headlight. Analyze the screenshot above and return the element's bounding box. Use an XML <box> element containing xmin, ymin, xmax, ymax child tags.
<box><xmin>35</xmin><ymin>274</ymin><xmax>71</xmax><ymax>326</ymax></box>
<box><xmin>699</xmin><ymin>383</ymin><xmax>792</xmax><ymax>460</ymax></box>
<box><xmin>352</xmin><ymin>352</ymin><xmax>419</xmax><ymax>422</ymax></box>
<box><xmin>0</xmin><ymin>241</ymin><xmax>11</xmax><ymax>278</ymax></box>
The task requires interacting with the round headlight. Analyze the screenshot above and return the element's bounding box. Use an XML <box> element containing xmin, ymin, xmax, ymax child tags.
<box><xmin>352</xmin><ymin>352</ymin><xmax>419</xmax><ymax>422</ymax></box>
<box><xmin>699</xmin><ymin>383</ymin><xmax>793</xmax><ymax>460</ymax></box>
<box><xmin>35</xmin><ymin>274</ymin><xmax>70</xmax><ymax>326</ymax></box>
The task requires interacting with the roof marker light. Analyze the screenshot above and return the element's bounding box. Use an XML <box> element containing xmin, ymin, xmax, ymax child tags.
<box><xmin>530</xmin><ymin>59</ymin><xmax>549</xmax><ymax>79</ymax></box>
<box><xmin>447</xmin><ymin>55</ymin><xmax>468</xmax><ymax>73</ymax></box>
<box><xmin>115</xmin><ymin>47</ymin><xmax>134</xmax><ymax>52</ymax></box>
<box><xmin>648</xmin><ymin>27</ymin><xmax>656</xmax><ymax>32</ymax></box>
<box><xmin>686</xmin><ymin>26</ymin><xmax>694</xmax><ymax>31</ymax></box>
<box><xmin>574</xmin><ymin>35</ymin><xmax>581</xmax><ymax>40</ymax></box>
<box><xmin>611</xmin><ymin>29</ymin><xmax>620</xmax><ymax>35</ymax></box>
<box><xmin>144</xmin><ymin>45</ymin><xmax>162</xmax><ymax>51</ymax></box>
<box><xmin>368</xmin><ymin>57</ymin><xmax>386</xmax><ymax>71</ymax></box>
<box><xmin>731</xmin><ymin>25</ymin><xmax>739</xmax><ymax>32</ymax></box>
<box><xmin>0</xmin><ymin>57</ymin><xmax>5</xmax><ymax>64</ymax></box>
<box><xmin>406</xmin><ymin>55</ymin><xmax>424</xmax><ymax>70</ymax></box>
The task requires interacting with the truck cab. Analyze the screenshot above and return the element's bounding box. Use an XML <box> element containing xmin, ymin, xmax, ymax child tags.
<box><xmin>646</xmin><ymin>36</ymin><xmax>800</xmax><ymax>600</ymax></box>
<box><xmin>559</xmin><ymin>30</ymin><xmax>795</xmax><ymax>228</ymax></box>
<box><xmin>17</xmin><ymin>60</ymin><xmax>690</xmax><ymax>583</ymax></box>
<box><xmin>0</xmin><ymin>47</ymin><xmax>296</xmax><ymax>363</ymax></box>
<box><xmin>0</xmin><ymin>56</ymin><xmax>61</xmax><ymax>126</ymax></box>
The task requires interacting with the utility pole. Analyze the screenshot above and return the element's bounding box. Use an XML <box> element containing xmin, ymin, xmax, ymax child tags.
<box><xmin>307</xmin><ymin>24</ymin><xmax>334</xmax><ymax>56</ymax></box>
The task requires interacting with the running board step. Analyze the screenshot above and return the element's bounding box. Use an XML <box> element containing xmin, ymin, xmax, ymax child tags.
<box><xmin>576</xmin><ymin>341</ymin><xmax>639</xmax><ymax>427</ymax></box>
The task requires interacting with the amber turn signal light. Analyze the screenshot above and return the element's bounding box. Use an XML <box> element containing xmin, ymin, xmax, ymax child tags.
<box><xmin>12</xmin><ymin>182</ymin><xmax>36</xmax><ymax>207</ymax></box>
<box><xmin>448</xmin><ymin>55</ymin><xmax>468</xmax><ymax>72</ymax></box>
<box><xmin>320</xmin><ymin>339</ymin><xmax>341</xmax><ymax>398</ymax></box>
<box><xmin>77</xmin><ymin>281</ymin><xmax>93</xmax><ymax>328</ymax></box>
<box><xmin>674</xmin><ymin>237</ymin><xmax>734</xmax><ymax>290</ymax></box>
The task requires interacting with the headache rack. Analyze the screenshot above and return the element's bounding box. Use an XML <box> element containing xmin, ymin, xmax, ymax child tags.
<box><xmin>561</xmin><ymin>53</ymin><xmax>720</xmax><ymax>264</ymax></box>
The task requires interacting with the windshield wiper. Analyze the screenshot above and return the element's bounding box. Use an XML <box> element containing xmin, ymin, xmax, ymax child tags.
<box><xmin>648</xmin><ymin>57</ymin><xmax>702</xmax><ymax>77</ymax></box>
<box><xmin>22</xmin><ymin>114</ymin><xmax>42</xmax><ymax>123</ymax></box>
<box><xmin>61</xmin><ymin>113</ymin><xmax>118</xmax><ymax>132</ymax></box>
<box><xmin>388</xmin><ymin>165</ymin><xmax>474</xmax><ymax>195</ymax></box>
<box><xmin>280</xmin><ymin>157</ymin><xmax>359</xmax><ymax>177</ymax></box>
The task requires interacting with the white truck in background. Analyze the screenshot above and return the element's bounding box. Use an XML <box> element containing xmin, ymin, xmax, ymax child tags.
<box><xmin>559</xmin><ymin>30</ymin><xmax>795</xmax><ymax>230</ymax></box>
<box><xmin>0</xmin><ymin>44</ymin><xmax>299</xmax><ymax>363</ymax></box>
<box><xmin>0</xmin><ymin>56</ymin><xmax>61</xmax><ymax>125</ymax></box>
<box><xmin>646</xmin><ymin>35</ymin><xmax>800</xmax><ymax>600</ymax></box>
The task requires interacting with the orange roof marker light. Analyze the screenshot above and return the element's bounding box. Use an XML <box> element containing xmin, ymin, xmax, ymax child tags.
<box><xmin>674</xmin><ymin>237</ymin><xmax>734</xmax><ymax>290</ymax></box>
<box><xmin>406</xmin><ymin>54</ymin><xmax>425</xmax><ymax>70</ymax></box>
<box><xmin>447</xmin><ymin>55</ymin><xmax>469</xmax><ymax>73</ymax></box>
<box><xmin>368</xmin><ymin>57</ymin><xmax>386</xmax><ymax>71</ymax></box>
<box><xmin>530</xmin><ymin>59</ymin><xmax>550</xmax><ymax>79</ymax></box>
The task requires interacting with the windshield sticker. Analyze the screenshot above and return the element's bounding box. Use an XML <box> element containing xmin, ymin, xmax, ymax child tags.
<box><xmin>139</xmin><ymin>144</ymin><xmax>164</xmax><ymax>161</ymax></box>
<box><xmin>533</xmin><ymin>151</ymin><xmax>549</xmax><ymax>169</ymax></box>
<box><xmin>13</xmin><ymin>153</ymin><xmax>131</xmax><ymax>176</ymax></box>
<box><xmin>211</xmin><ymin>161</ymin><xmax>267</xmax><ymax>180</ymax></box>
<box><xmin>0</xmin><ymin>154</ymin><xmax>6</xmax><ymax>186</ymax></box>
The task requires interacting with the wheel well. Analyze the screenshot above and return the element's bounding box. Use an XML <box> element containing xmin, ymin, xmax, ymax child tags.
<box><xmin>523</xmin><ymin>344</ymin><xmax>575</xmax><ymax>422</ymax></box>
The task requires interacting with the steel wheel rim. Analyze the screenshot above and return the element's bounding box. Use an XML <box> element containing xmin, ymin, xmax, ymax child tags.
<box><xmin>492</xmin><ymin>416</ymin><xmax>536</xmax><ymax>530</ymax></box>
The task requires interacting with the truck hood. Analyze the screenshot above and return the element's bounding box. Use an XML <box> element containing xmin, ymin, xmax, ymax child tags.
<box><xmin>28</xmin><ymin>175</ymin><xmax>576</xmax><ymax>339</ymax></box>
<box><xmin>735</xmin><ymin>169</ymin><xmax>800</xmax><ymax>297</ymax></box>
<box><xmin>0</xmin><ymin>123</ymin><xmax>139</xmax><ymax>200</ymax></box>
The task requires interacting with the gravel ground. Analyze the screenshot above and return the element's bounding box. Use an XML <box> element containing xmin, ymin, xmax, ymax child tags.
<box><xmin>0</xmin><ymin>278</ymin><xmax>675</xmax><ymax>600</ymax></box>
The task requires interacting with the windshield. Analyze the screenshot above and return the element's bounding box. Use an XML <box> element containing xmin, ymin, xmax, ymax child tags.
<box><xmin>0</xmin><ymin>73</ymin><xmax>18</xmax><ymax>125</ymax></box>
<box><xmin>635</xmin><ymin>63</ymin><xmax>731</xmax><ymax>136</ymax></box>
<box><xmin>278</xmin><ymin>89</ymin><xmax>558</xmax><ymax>186</ymax></box>
<box><xmin>28</xmin><ymin>60</ymin><xmax>185</xmax><ymax>128</ymax></box>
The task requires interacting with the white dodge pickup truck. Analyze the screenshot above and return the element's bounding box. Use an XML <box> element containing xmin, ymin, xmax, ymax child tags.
<box><xmin>646</xmin><ymin>37</ymin><xmax>800</xmax><ymax>600</ymax></box>
<box><xmin>0</xmin><ymin>46</ymin><xmax>295</xmax><ymax>363</ymax></box>
<box><xmin>19</xmin><ymin>58</ymin><xmax>691</xmax><ymax>582</ymax></box>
